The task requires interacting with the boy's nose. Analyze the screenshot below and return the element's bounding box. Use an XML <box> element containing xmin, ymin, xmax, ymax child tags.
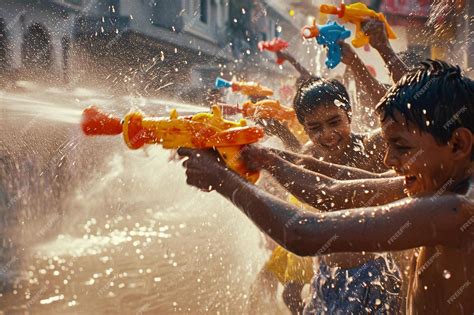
<box><xmin>383</xmin><ymin>149</ymin><xmax>399</xmax><ymax>169</ymax></box>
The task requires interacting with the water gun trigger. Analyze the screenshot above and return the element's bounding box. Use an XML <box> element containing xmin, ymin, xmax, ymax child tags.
<box><xmin>216</xmin><ymin>146</ymin><xmax>260</xmax><ymax>183</ymax></box>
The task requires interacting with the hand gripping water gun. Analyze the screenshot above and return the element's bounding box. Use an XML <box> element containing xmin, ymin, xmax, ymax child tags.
<box><xmin>301</xmin><ymin>20</ymin><xmax>351</xmax><ymax>69</ymax></box>
<box><xmin>81</xmin><ymin>105</ymin><xmax>264</xmax><ymax>183</ymax></box>
<box><xmin>215</xmin><ymin>77</ymin><xmax>273</xmax><ymax>98</ymax></box>
<box><xmin>319</xmin><ymin>2</ymin><xmax>397</xmax><ymax>48</ymax></box>
<box><xmin>257</xmin><ymin>38</ymin><xmax>289</xmax><ymax>64</ymax></box>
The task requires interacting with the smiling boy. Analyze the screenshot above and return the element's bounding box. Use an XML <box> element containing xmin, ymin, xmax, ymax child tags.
<box><xmin>179</xmin><ymin>60</ymin><xmax>474</xmax><ymax>314</ymax></box>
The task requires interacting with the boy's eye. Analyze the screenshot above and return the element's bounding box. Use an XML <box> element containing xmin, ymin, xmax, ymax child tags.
<box><xmin>328</xmin><ymin>120</ymin><xmax>340</xmax><ymax>127</ymax></box>
<box><xmin>395</xmin><ymin>145</ymin><xmax>411</xmax><ymax>153</ymax></box>
<box><xmin>309</xmin><ymin>126</ymin><xmax>322</xmax><ymax>133</ymax></box>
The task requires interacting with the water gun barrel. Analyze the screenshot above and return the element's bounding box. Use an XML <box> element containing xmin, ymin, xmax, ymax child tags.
<box><xmin>215</xmin><ymin>77</ymin><xmax>233</xmax><ymax>89</ymax></box>
<box><xmin>301</xmin><ymin>20</ymin><xmax>319</xmax><ymax>39</ymax></box>
<box><xmin>320</xmin><ymin>4</ymin><xmax>343</xmax><ymax>16</ymax></box>
<box><xmin>242</xmin><ymin>100</ymin><xmax>296</xmax><ymax>122</ymax></box>
<box><xmin>81</xmin><ymin>106</ymin><xmax>123</xmax><ymax>135</ymax></box>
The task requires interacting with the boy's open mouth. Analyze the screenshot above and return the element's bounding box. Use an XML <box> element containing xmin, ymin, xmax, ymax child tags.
<box><xmin>404</xmin><ymin>175</ymin><xmax>417</xmax><ymax>188</ymax></box>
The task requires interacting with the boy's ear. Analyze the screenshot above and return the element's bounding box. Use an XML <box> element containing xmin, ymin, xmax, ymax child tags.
<box><xmin>450</xmin><ymin>127</ymin><xmax>473</xmax><ymax>160</ymax></box>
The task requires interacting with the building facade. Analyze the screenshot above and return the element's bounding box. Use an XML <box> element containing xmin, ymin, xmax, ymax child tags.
<box><xmin>0</xmin><ymin>0</ymin><xmax>314</xmax><ymax>103</ymax></box>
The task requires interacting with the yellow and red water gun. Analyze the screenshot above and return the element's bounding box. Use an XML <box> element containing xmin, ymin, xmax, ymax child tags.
<box><xmin>320</xmin><ymin>2</ymin><xmax>397</xmax><ymax>48</ymax></box>
<box><xmin>81</xmin><ymin>105</ymin><xmax>264</xmax><ymax>182</ymax></box>
<box><xmin>215</xmin><ymin>77</ymin><xmax>273</xmax><ymax>98</ymax></box>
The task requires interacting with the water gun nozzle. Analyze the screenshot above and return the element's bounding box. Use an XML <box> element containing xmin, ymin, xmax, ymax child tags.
<box><xmin>81</xmin><ymin>106</ymin><xmax>123</xmax><ymax>136</ymax></box>
<box><xmin>215</xmin><ymin>77</ymin><xmax>232</xmax><ymax>89</ymax></box>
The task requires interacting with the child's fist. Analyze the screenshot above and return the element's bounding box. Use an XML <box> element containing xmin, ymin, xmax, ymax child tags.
<box><xmin>362</xmin><ymin>19</ymin><xmax>389</xmax><ymax>51</ymax></box>
<box><xmin>240</xmin><ymin>144</ymin><xmax>275</xmax><ymax>172</ymax></box>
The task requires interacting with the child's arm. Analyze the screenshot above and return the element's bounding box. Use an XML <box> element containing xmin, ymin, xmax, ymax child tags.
<box><xmin>276</xmin><ymin>51</ymin><xmax>313</xmax><ymax>78</ymax></box>
<box><xmin>363</xmin><ymin>19</ymin><xmax>408</xmax><ymax>83</ymax></box>
<box><xmin>256</xmin><ymin>119</ymin><xmax>302</xmax><ymax>152</ymax></box>
<box><xmin>179</xmin><ymin>148</ymin><xmax>471</xmax><ymax>256</ymax></box>
<box><xmin>340</xmin><ymin>41</ymin><xmax>387</xmax><ymax>107</ymax></box>
<box><xmin>266</xmin><ymin>147</ymin><xmax>394</xmax><ymax>180</ymax></box>
<box><xmin>248</xmin><ymin>151</ymin><xmax>404</xmax><ymax>210</ymax></box>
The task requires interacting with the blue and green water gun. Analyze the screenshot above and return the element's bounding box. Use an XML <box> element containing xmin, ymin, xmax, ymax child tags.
<box><xmin>301</xmin><ymin>20</ymin><xmax>351</xmax><ymax>69</ymax></box>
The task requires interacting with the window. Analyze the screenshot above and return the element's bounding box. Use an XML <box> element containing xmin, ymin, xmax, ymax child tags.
<box><xmin>200</xmin><ymin>0</ymin><xmax>208</xmax><ymax>23</ymax></box>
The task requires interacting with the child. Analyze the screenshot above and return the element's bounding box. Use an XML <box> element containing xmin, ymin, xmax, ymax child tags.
<box><xmin>292</xmin><ymin>77</ymin><xmax>387</xmax><ymax>172</ymax></box>
<box><xmin>179</xmin><ymin>59</ymin><xmax>474</xmax><ymax>314</ymax></box>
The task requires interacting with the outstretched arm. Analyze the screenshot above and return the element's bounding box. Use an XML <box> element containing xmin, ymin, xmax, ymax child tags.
<box><xmin>267</xmin><ymin>147</ymin><xmax>395</xmax><ymax>180</ymax></box>
<box><xmin>276</xmin><ymin>51</ymin><xmax>313</xmax><ymax>78</ymax></box>
<box><xmin>246</xmin><ymin>150</ymin><xmax>404</xmax><ymax>210</ymax></box>
<box><xmin>255</xmin><ymin>119</ymin><xmax>302</xmax><ymax>152</ymax></box>
<box><xmin>179</xmin><ymin>148</ymin><xmax>470</xmax><ymax>257</ymax></box>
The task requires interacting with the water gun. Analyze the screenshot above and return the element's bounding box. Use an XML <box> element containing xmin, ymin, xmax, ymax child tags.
<box><xmin>319</xmin><ymin>2</ymin><xmax>397</xmax><ymax>48</ymax></box>
<box><xmin>215</xmin><ymin>77</ymin><xmax>273</xmax><ymax>98</ymax></box>
<box><xmin>81</xmin><ymin>105</ymin><xmax>264</xmax><ymax>183</ymax></box>
<box><xmin>257</xmin><ymin>38</ymin><xmax>289</xmax><ymax>64</ymax></box>
<box><xmin>242</xmin><ymin>100</ymin><xmax>308</xmax><ymax>144</ymax></box>
<box><xmin>241</xmin><ymin>99</ymin><xmax>296</xmax><ymax>122</ymax></box>
<box><xmin>301</xmin><ymin>20</ymin><xmax>351</xmax><ymax>69</ymax></box>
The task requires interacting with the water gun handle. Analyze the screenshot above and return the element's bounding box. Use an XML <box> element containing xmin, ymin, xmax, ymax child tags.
<box><xmin>216</xmin><ymin>146</ymin><xmax>259</xmax><ymax>183</ymax></box>
<box><xmin>276</xmin><ymin>57</ymin><xmax>285</xmax><ymax>65</ymax></box>
<box><xmin>325</xmin><ymin>43</ymin><xmax>342</xmax><ymax>69</ymax></box>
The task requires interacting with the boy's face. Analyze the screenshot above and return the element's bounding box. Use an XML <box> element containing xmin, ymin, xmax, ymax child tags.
<box><xmin>303</xmin><ymin>104</ymin><xmax>351</xmax><ymax>157</ymax></box>
<box><xmin>381</xmin><ymin>111</ymin><xmax>456</xmax><ymax>197</ymax></box>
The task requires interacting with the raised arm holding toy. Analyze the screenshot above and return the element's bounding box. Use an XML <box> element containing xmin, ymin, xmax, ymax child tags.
<box><xmin>319</xmin><ymin>2</ymin><xmax>397</xmax><ymax>48</ymax></box>
<box><xmin>339</xmin><ymin>40</ymin><xmax>387</xmax><ymax>107</ymax></box>
<box><xmin>362</xmin><ymin>19</ymin><xmax>408</xmax><ymax>83</ymax></box>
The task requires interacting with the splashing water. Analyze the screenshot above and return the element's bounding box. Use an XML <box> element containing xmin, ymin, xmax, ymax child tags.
<box><xmin>0</xmin><ymin>83</ymin><xmax>283</xmax><ymax>314</ymax></box>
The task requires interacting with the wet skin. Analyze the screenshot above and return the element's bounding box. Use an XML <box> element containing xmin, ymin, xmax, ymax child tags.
<box><xmin>179</xmin><ymin>108</ymin><xmax>473</xmax><ymax>314</ymax></box>
<box><xmin>302</xmin><ymin>103</ymin><xmax>386</xmax><ymax>172</ymax></box>
<box><xmin>381</xmin><ymin>112</ymin><xmax>474</xmax><ymax>314</ymax></box>
<box><xmin>302</xmin><ymin>104</ymin><xmax>386</xmax><ymax>268</ymax></box>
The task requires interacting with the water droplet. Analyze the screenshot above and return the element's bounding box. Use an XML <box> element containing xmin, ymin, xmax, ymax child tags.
<box><xmin>442</xmin><ymin>270</ymin><xmax>451</xmax><ymax>279</ymax></box>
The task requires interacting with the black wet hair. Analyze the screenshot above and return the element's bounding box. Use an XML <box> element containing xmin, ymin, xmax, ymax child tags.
<box><xmin>293</xmin><ymin>77</ymin><xmax>351</xmax><ymax>124</ymax></box>
<box><xmin>376</xmin><ymin>59</ymin><xmax>474</xmax><ymax>147</ymax></box>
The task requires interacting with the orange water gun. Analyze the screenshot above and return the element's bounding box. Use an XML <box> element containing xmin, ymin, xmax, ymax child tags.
<box><xmin>258</xmin><ymin>38</ymin><xmax>289</xmax><ymax>64</ymax></box>
<box><xmin>241</xmin><ymin>99</ymin><xmax>296</xmax><ymax>121</ymax></box>
<box><xmin>242</xmin><ymin>100</ymin><xmax>308</xmax><ymax>143</ymax></box>
<box><xmin>320</xmin><ymin>2</ymin><xmax>397</xmax><ymax>48</ymax></box>
<box><xmin>81</xmin><ymin>105</ymin><xmax>264</xmax><ymax>182</ymax></box>
<box><xmin>215</xmin><ymin>77</ymin><xmax>273</xmax><ymax>98</ymax></box>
